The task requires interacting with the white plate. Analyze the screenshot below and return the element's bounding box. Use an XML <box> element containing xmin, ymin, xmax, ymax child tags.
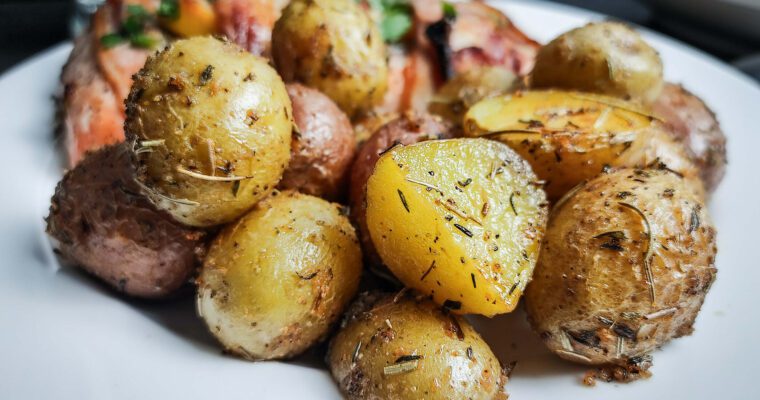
<box><xmin>1</xmin><ymin>1</ymin><xmax>759</xmax><ymax>399</ymax></box>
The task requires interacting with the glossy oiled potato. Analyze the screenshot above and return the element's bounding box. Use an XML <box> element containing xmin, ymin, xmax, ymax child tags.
<box><xmin>328</xmin><ymin>292</ymin><xmax>507</xmax><ymax>400</ymax></box>
<box><xmin>653</xmin><ymin>82</ymin><xmax>727</xmax><ymax>193</ymax></box>
<box><xmin>46</xmin><ymin>143</ymin><xmax>207</xmax><ymax>298</ymax></box>
<box><xmin>429</xmin><ymin>66</ymin><xmax>518</xmax><ymax>126</ymax></box>
<box><xmin>125</xmin><ymin>36</ymin><xmax>292</xmax><ymax>227</ymax></box>
<box><xmin>365</xmin><ymin>139</ymin><xmax>548</xmax><ymax>316</ymax></box>
<box><xmin>277</xmin><ymin>84</ymin><xmax>356</xmax><ymax>200</ymax></box>
<box><xmin>464</xmin><ymin>91</ymin><xmax>703</xmax><ymax>200</ymax></box>
<box><xmin>197</xmin><ymin>191</ymin><xmax>362</xmax><ymax>360</ymax></box>
<box><xmin>525</xmin><ymin>169</ymin><xmax>717</xmax><ymax>367</ymax></box>
<box><xmin>350</xmin><ymin>112</ymin><xmax>454</xmax><ymax>266</ymax></box>
<box><xmin>272</xmin><ymin>0</ymin><xmax>388</xmax><ymax>118</ymax></box>
<box><xmin>531</xmin><ymin>22</ymin><xmax>664</xmax><ymax>103</ymax></box>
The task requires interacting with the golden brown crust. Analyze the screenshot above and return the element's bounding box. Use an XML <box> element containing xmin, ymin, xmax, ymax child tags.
<box><xmin>277</xmin><ymin>84</ymin><xmax>356</xmax><ymax>200</ymax></box>
<box><xmin>46</xmin><ymin>143</ymin><xmax>207</xmax><ymax>298</ymax></box>
<box><xmin>652</xmin><ymin>82</ymin><xmax>727</xmax><ymax>193</ymax></box>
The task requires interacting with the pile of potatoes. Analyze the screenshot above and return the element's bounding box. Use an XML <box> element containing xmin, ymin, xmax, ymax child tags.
<box><xmin>47</xmin><ymin>1</ymin><xmax>723</xmax><ymax>396</ymax></box>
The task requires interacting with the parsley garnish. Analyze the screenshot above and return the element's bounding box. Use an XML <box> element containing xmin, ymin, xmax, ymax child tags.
<box><xmin>367</xmin><ymin>0</ymin><xmax>414</xmax><ymax>43</ymax></box>
<box><xmin>158</xmin><ymin>0</ymin><xmax>180</xmax><ymax>20</ymax></box>
<box><xmin>99</xmin><ymin>4</ymin><xmax>158</xmax><ymax>49</ymax></box>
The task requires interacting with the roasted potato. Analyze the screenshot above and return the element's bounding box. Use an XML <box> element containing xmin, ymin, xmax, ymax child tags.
<box><xmin>125</xmin><ymin>36</ymin><xmax>292</xmax><ymax>227</ymax></box>
<box><xmin>464</xmin><ymin>91</ymin><xmax>703</xmax><ymax>200</ymax></box>
<box><xmin>429</xmin><ymin>66</ymin><xmax>518</xmax><ymax>125</ymax></box>
<box><xmin>525</xmin><ymin>168</ymin><xmax>717</xmax><ymax>367</ymax></box>
<box><xmin>328</xmin><ymin>292</ymin><xmax>507</xmax><ymax>400</ymax></box>
<box><xmin>531</xmin><ymin>22</ymin><xmax>664</xmax><ymax>103</ymax></box>
<box><xmin>353</xmin><ymin>112</ymin><xmax>400</xmax><ymax>147</ymax></box>
<box><xmin>277</xmin><ymin>84</ymin><xmax>356</xmax><ymax>200</ymax></box>
<box><xmin>46</xmin><ymin>143</ymin><xmax>207</xmax><ymax>298</ymax></box>
<box><xmin>349</xmin><ymin>112</ymin><xmax>454</xmax><ymax>266</ymax></box>
<box><xmin>653</xmin><ymin>82</ymin><xmax>727</xmax><ymax>193</ymax></box>
<box><xmin>365</xmin><ymin>138</ymin><xmax>548</xmax><ymax>316</ymax></box>
<box><xmin>272</xmin><ymin>0</ymin><xmax>388</xmax><ymax>118</ymax></box>
<box><xmin>197</xmin><ymin>191</ymin><xmax>362</xmax><ymax>360</ymax></box>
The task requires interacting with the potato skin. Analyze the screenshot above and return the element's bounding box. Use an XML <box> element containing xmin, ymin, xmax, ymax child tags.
<box><xmin>531</xmin><ymin>22</ymin><xmax>664</xmax><ymax>103</ymax></box>
<box><xmin>464</xmin><ymin>91</ymin><xmax>703</xmax><ymax>201</ymax></box>
<box><xmin>366</xmin><ymin>139</ymin><xmax>548</xmax><ymax>316</ymax></box>
<box><xmin>525</xmin><ymin>169</ymin><xmax>717</xmax><ymax>366</ymax></box>
<box><xmin>328</xmin><ymin>292</ymin><xmax>507</xmax><ymax>400</ymax></box>
<box><xmin>46</xmin><ymin>144</ymin><xmax>206</xmax><ymax>298</ymax></box>
<box><xmin>652</xmin><ymin>82</ymin><xmax>727</xmax><ymax>193</ymax></box>
<box><xmin>349</xmin><ymin>112</ymin><xmax>454</xmax><ymax>265</ymax></box>
<box><xmin>272</xmin><ymin>0</ymin><xmax>388</xmax><ymax>118</ymax></box>
<box><xmin>277</xmin><ymin>84</ymin><xmax>357</xmax><ymax>200</ymax></box>
<box><xmin>196</xmin><ymin>191</ymin><xmax>362</xmax><ymax>360</ymax></box>
<box><xmin>125</xmin><ymin>36</ymin><xmax>292</xmax><ymax>227</ymax></box>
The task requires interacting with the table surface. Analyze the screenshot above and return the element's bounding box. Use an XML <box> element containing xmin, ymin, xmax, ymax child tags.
<box><xmin>1</xmin><ymin>0</ymin><xmax>758</xmax><ymax>77</ymax></box>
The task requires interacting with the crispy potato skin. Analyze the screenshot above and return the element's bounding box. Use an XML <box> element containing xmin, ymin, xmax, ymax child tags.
<box><xmin>349</xmin><ymin>112</ymin><xmax>454</xmax><ymax>265</ymax></box>
<box><xmin>525</xmin><ymin>169</ymin><xmax>717</xmax><ymax>366</ymax></box>
<box><xmin>531</xmin><ymin>22</ymin><xmax>664</xmax><ymax>103</ymax></box>
<box><xmin>46</xmin><ymin>144</ymin><xmax>206</xmax><ymax>298</ymax></box>
<box><xmin>328</xmin><ymin>292</ymin><xmax>507</xmax><ymax>400</ymax></box>
<box><xmin>197</xmin><ymin>191</ymin><xmax>362</xmax><ymax>360</ymax></box>
<box><xmin>125</xmin><ymin>36</ymin><xmax>292</xmax><ymax>227</ymax></box>
<box><xmin>365</xmin><ymin>139</ymin><xmax>548</xmax><ymax>316</ymax></box>
<box><xmin>464</xmin><ymin>91</ymin><xmax>703</xmax><ymax>201</ymax></box>
<box><xmin>278</xmin><ymin>84</ymin><xmax>356</xmax><ymax>200</ymax></box>
<box><xmin>652</xmin><ymin>82</ymin><xmax>727</xmax><ymax>193</ymax></box>
<box><xmin>272</xmin><ymin>0</ymin><xmax>388</xmax><ymax>118</ymax></box>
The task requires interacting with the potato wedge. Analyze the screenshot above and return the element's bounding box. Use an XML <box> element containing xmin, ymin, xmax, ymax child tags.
<box><xmin>365</xmin><ymin>138</ymin><xmax>548</xmax><ymax>316</ymax></box>
<box><xmin>525</xmin><ymin>168</ymin><xmax>717</xmax><ymax>368</ymax></box>
<box><xmin>197</xmin><ymin>191</ymin><xmax>362</xmax><ymax>360</ymax></box>
<box><xmin>464</xmin><ymin>91</ymin><xmax>703</xmax><ymax>200</ymax></box>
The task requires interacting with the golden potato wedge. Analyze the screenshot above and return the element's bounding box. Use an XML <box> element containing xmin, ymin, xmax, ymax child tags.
<box><xmin>464</xmin><ymin>91</ymin><xmax>703</xmax><ymax>200</ymax></box>
<box><xmin>525</xmin><ymin>169</ymin><xmax>717</xmax><ymax>368</ymax></box>
<box><xmin>328</xmin><ymin>292</ymin><xmax>507</xmax><ymax>399</ymax></box>
<box><xmin>365</xmin><ymin>138</ymin><xmax>548</xmax><ymax>316</ymax></box>
<box><xmin>126</xmin><ymin>36</ymin><xmax>292</xmax><ymax>227</ymax></box>
<box><xmin>197</xmin><ymin>191</ymin><xmax>362</xmax><ymax>360</ymax></box>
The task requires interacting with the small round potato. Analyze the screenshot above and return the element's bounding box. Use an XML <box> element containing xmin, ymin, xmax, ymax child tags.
<box><xmin>197</xmin><ymin>191</ymin><xmax>362</xmax><ymax>360</ymax></box>
<box><xmin>328</xmin><ymin>292</ymin><xmax>507</xmax><ymax>400</ymax></box>
<box><xmin>272</xmin><ymin>0</ymin><xmax>389</xmax><ymax>118</ymax></box>
<box><xmin>349</xmin><ymin>112</ymin><xmax>454</xmax><ymax>266</ymax></box>
<box><xmin>531</xmin><ymin>22</ymin><xmax>664</xmax><ymax>103</ymax></box>
<box><xmin>525</xmin><ymin>168</ymin><xmax>717</xmax><ymax>367</ymax></box>
<box><xmin>125</xmin><ymin>36</ymin><xmax>292</xmax><ymax>227</ymax></box>
<box><xmin>277</xmin><ymin>84</ymin><xmax>357</xmax><ymax>200</ymax></box>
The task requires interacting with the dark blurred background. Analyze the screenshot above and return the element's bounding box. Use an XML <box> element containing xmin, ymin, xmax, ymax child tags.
<box><xmin>1</xmin><ymin>0</ymin><xmax>759</xmax><ymax>80</ymax></box>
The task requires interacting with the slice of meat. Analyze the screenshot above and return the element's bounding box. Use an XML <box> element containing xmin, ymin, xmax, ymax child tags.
<box><xmin>47</xmin><ymin>143</ymin><xmax>207</xmax><ymax>298</ymax></box>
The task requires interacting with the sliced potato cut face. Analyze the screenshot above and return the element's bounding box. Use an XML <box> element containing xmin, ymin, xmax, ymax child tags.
<box><xmin>464</xmin><ymin>90</ymin><xmax>700</xmax><ymax>200</ymax></box>
<box><xmin>365</xmin><ymin>138</ymin><xmax>548</xmax><ymax>316</ymax></box>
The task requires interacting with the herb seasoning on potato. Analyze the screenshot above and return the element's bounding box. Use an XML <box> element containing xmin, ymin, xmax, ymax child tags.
<box><xmin>125</xmin><ymin>36</ymin><xmax>293</xmax><ymax>227</ymax></box>
<box><xmin>365</xmin><ymin>138</ymin><xmax>548</xmax><ymax>316</ymax></box>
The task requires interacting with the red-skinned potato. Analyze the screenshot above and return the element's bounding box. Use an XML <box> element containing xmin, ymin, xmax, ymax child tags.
<box><xmin>278</xmin><ymin>84</ymin><xmax>357</xmax><ymax>200</ymax></box>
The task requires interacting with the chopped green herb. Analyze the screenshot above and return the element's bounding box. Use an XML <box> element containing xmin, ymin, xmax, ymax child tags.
<box><xmin>100</xmin><ymin>33</ymin><xmax>126</xmax><ymax>49</ymax></box>
<box><xmin>397</xmin><ymin>189</ymin><xmax>410</xmax><ymax>212</ymax></box>
<box><xmin>442</xmin><ymin>1</ymin><xmax>457</xmax><ymax>19</ymax></box>
<box><xmin>381</xmin><ymin>8</ymin><xmax>413</xmax><ymax>42</ymax></box>
<box><xmin>453</xmin><ymin>223</ymin><xmax>473</xmax><ymax>237</ymax></box>
<box><xmin>129</xmin><ymin>33</ymin><xmax>157</xmax><ymax>49</ymax></box>
<box><xmin>158</xmin><ymin>0</ymin><xmax>180</xmax><ymax>20</ymax></box>
<box><xmin>200</xmin><ymin>65</ymin><xmax>215</xmax><ymax>86</ymax></box>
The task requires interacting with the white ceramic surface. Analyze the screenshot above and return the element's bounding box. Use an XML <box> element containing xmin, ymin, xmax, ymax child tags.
<box><xmin>1</xmin><ymin>1</ymin><xmax>759</xmax><ymax>399</ymax></box>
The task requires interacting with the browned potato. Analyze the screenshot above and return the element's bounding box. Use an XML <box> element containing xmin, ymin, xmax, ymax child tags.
<box><xmin>197</xmin><ymin>191</ymin><xmax>362</xmax><ymax>360</ymax></box>
<box><xmin>277</xmin><ymin>84</ymin><xmax>357</xmax><ymax>200</ymax></box>
<box><xmin>353</xmin><ymin>112</ymin><xmax>399</xmax><ymax>147</ymax></box>
<box><xmin>349</xmin><ymin>112</ymin><xmax>455</xmax><ymax>265</ymax></box>
<box><xmin>464</xmin><ymin>91</ymin><xmax>703</xmax><ymax>200</ymax></box>
<box><xmin>652</xmin><ymin>82</ymin><xmax>727</xmax><ymax>193</ymax></box>
<box><xmin>46</xmin><ymin>144</ymin><xmax>207</xmax><ymax>298</ymax></box>
<box><xmin>525</xmin><ymin>168</ymin><xmax>717</xmax><ymax>368</ymax></box>
<box><xmin>328</xmin><ymin>292</ymin><xmax>508</xmax><ymax>399</ymax></box>
<box><xmin>531</xmin><ymin>22</ymin><xmax>664</xmax><ymax>103</ymax></box>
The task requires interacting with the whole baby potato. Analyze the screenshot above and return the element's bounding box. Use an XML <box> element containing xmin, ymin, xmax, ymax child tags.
<box><xmin>125</xmin><ymin>36</ymin><xmax>292</xmax><ymax>227</ymax></box>
<box><xmin>328</xmin><ymin>292</ymin><xmax>508</xmax><ymax>400</ymax></box>
<box><xmin>197</xmin><ymin>191</ymin><xmax>362</xmax><ymax>360</ymax></box>
<box><xmin>272</xmin><ymin>0</ymin><xmax>388</xmax><ymax>118</ymax></box>
<box><xmin>277</xmin><ymin>83</ymin><xmax>356</xmax><ymax>200</ymax></box>
<box><xmin>464</xmin><ymin>90</ymin><xmax>703</xmax><ymax>200</ymax></box>
<box><xmin>525</xmin><ymin>168</ymin><xmax>717</xmax><ymax>367</ymax></box>
<box><xmin>365</xmin><ymin>138</ymin><xmax>548</xmax><ymax>316</ymax></box>
<box><xmin>531</xmin><ymin>22</ymin><xmax>664</xmax><ymax>103</ymax></box>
